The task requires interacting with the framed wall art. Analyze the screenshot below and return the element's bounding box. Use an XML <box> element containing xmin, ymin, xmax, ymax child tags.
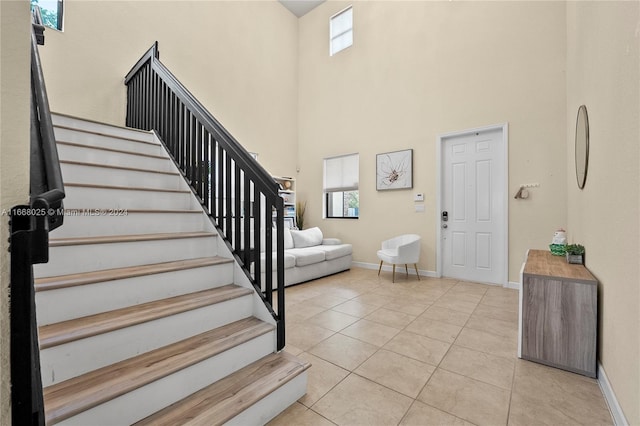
<box><xmin>376</xmin><ymin>149</ymin><xmax>413</xmax><ymax>190</ymax></box>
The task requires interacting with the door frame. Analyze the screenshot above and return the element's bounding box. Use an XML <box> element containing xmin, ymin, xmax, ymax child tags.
<box><xmin>436</xmin><ymin>123</ymin><xmax>509</xmax><ymax>286</ymax></box>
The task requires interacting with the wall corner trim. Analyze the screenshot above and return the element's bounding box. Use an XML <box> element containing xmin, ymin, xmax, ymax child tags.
<box><xmin>598</xmin><ymin>361</ymin><xmax>629</xmax><ymax>426</ymax></box>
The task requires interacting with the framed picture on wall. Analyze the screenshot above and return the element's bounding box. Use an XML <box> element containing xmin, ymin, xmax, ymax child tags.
<box><xmin>376</xmin><ymin>149</ymin><xmax>413</xmax><ymax>190</ymax></box>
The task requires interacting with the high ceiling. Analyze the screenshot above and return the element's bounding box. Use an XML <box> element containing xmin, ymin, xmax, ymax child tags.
<box><xmin>279</xmin><ymin>0</ymin><xmax>325</xmax><ymax>17</ymax></box>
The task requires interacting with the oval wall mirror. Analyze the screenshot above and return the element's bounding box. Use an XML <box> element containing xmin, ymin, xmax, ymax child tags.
<box><xmin>575</xmin><ymin>105</ymin><xmax>589</xmax><ymax>189</ymax></box>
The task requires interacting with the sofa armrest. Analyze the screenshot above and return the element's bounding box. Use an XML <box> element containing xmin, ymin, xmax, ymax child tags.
<box><xmin>322</xmin><ymin>238</ymin><xmax>342</xmax><ymax>245</ymax></box>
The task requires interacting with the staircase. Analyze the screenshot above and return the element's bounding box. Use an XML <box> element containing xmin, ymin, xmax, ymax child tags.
<box><xmin>33</xmin><ymin>113</ymin><xmax>309</xmax><ymax>425</ymax></box>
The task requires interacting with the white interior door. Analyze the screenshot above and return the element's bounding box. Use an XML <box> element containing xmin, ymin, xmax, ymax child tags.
<box><xmin>440</xmin><ymin>126</ymin><xmax>507</xmax><ymax>285</ymax></box>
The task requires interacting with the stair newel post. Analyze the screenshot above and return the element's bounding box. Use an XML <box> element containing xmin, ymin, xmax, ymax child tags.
<box><xmin>217</xmin><ymin>144</ymin><xmax>224</xmax><ymax>229</ymax></box>
<box><xmin>274</xmin><ymin>201</ymin><xmax>285</xmax><ymax>351</ymax></box>
<box><xmin>9</xmin><ymin>208</ymin><xmax>46</xmax><ymax>426</ymax></box>
<box><xmin>150</xmin><ymin>70</ymin><xmax>156</xmax><ymax>130</ymax></box>
<box><xmin>141</xmin><ymin>65</ymin><xmax>147</xmax><ymax>130</ymax></box>
<box><xmin>187</xmin><ymin>113</ymin><xmax>194</xmax><ymax>185</ymax></box>
<box><xmin>203</xmin><ymin>131</ymin><xmax>210</xmax><ymax>213</ymax></box>
<box><xmin>195</xmin><ymin>123</ymin><xmax>203</xmax><ymax>199</ymax></box>
<box><xmin>264</xmin><ymin>203</ymin><xmax>273</xmax><ymax>303</ymax></box>
<box><xmin>224</xmin><ymin>152</ymin><xmax>232</xmax><ymax>240</ymax></box>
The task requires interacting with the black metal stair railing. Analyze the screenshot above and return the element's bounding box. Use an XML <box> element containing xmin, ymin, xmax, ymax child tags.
<box><xmin>9</xmin><ymin>7</ymin><xmax>66</xmax><ymax>425</ymax></box>
<box><xmin>124</xmin><ymin>42</ymin><xmax>286</xmax><ymax>350</ymax></box>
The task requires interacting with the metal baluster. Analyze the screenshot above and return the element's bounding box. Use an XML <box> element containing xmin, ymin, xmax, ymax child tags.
<box><xmin>243</xmin><ymin>176</ymin><xmax>251</xmax><ymax>266</ymax></box>
<box><xmin>234</xmin><ymin>164</ymin><xmax>241</xmax><ymax>253</ymax></box>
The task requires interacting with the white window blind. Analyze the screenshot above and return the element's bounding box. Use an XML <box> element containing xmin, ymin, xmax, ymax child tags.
<box><xmin>323</xmin><ymin>153</ymin><xmax>359</xmax><ymax>192</ymax></box>
<box><xmin>330</xmin><ymin>6</ymin><xmax>353</xmax><ymax>56</ymax></box>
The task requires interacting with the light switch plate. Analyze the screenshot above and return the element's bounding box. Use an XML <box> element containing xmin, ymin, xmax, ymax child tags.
<box><xmin>415</xmin><ymin>204</ymin><xmax>425</xmax><ymax>212</ymax></box>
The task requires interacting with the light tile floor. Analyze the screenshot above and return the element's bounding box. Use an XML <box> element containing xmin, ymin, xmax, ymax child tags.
<box><xmin>268</xmin><ymin>267</ymin><xmax>612</xmax><ymax>426</ymax></box>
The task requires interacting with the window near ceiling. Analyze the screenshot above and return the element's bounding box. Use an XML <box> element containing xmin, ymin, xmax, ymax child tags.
<box><xmin>330</xmin><ymin>6</ymin><xmax>353</xmax><ymax>56</ymax></box>
<box><xmin>31</xmin><ymin>0</ymin><xmax>64</xmax><ymax>31</ymax></box>
<box><xmin>323</xmin><ymin>153</ymin><xmax>359</xmax><ymax>218</ymax></box>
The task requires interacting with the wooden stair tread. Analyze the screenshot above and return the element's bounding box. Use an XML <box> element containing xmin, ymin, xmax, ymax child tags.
<box><xmin>135</xmin><ymin>351</ymin><xmax>311</xmax><ymax>426</ymax></box>
<box><xmin>35</xmin><ymin>256</ymin><xmax>232</xmax><ymax>291</ymax></box>
<box><xmin>39</xmin><ymin>285</ymin><xmax>252</xmax><ymax>349</ymax></box>
<box><xmin>54</xmin><ymin>124</ymin><xmax>158</xmax><ymax>145</ymax></box>
<box><xmin>57</xmin><ymin>140</ymin><xmax>168</xmax><ymax>159</ymax></box>
<box><xmin>60</xmin><ymin>159</ymin><xmax>179</xmax><ymax>175</ymax></box>
<box><xmin>65</xmin><ymin>182</ymin><xmax>190</xmax><ymax>193</ymax></box>
<box><xmin>52</xmin><ymin>113</ymin><xmax>155</xmax><ymax>138</ymax></box>
<box><xmin>49</xmin><ymin>231</ymin><xmax>215</xmax><ymax>247</ymax></box>
<box><xmin>44</xmin><ymin>317</ymin><xmax>275</xmax><ymax>425</ymax></box>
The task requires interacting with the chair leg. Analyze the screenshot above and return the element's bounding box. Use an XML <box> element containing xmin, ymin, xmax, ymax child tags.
<box><xmin>414</xmin><ymin>263</ymin><xmax>420</xmax><ymax>280</ymax></box>
<box><xmin>378</xmin><ymin>260</ymin><xmax>383</xmax><ymax>276</ymax></box>
<box><xmin>392</xmin><ymin>264</ymin><xmax>396</xmax><ymax>283</ymax></box>
<box><xmin>405</xmin><ymin>264</ymin><xmax>409</xmax><ymax>276</ymax></box>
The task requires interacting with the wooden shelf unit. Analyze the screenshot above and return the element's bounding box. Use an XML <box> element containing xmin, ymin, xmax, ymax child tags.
<box><xmin>518</xmin><ymin>249</ymin><xmax>598</xmax><ymax>378</ymax></box>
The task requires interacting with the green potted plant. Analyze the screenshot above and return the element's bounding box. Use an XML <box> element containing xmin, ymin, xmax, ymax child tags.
<box><xmin>296</xmin><ymin>201</ymin><xmax>306</xmax><ymax>230</ymax></box>
<box><xmin>566</xmin><ymin>244</ymin><xmax>585</xmax><ymax>264</ymax></box>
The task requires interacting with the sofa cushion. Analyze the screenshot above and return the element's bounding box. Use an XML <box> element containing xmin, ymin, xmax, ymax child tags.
<box><xmin>286</xmin><ymin>248</ymin><xmax>326</xmax><ymax>266</ymax></box>
<box><xmin>314</xmin><ymin>243</ymin><xmax>353</xmax><ymax>261</ymax></box>
<box><xmin>284</xmin><ymin>228</ymin><xmax>294</xmax><ymax>249</ymax></box>
<box><xmin>259</xmin><ymin>252</ymin><xmax>296</xmax><ymax>271</ymax></box>
<box><xmin>290</xmin><ymin>227</ymin><xmax>324</xmax><ymax>248</ymax></box>
<box><xmin>260</xmin><ymin>227</ymin><xmax>294</xmax><ymax>252</ymax></box>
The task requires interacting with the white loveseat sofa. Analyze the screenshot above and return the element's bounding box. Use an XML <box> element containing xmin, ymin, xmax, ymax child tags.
<box><xmin>260</xmin><ymin>227</ymin><xmax>352</xmax><ymax>287</ymax></box>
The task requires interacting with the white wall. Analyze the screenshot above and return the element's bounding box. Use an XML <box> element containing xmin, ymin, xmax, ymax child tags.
<box><xmin>298</xmin><ymin>1</ymin><xmax>567</xmax><ymax>283</ymax></box>
<box><xmin>566</xmin><ymin>2</ymin><xmax>640</xmax><ymax>423</ymax></box>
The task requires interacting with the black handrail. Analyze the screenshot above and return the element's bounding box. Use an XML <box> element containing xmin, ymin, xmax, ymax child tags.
<box><xmin>10</xmin><ymin>7</ymin><xmax>66</xmax><ymax>425</ymax></box>
<box><xmin>124</xmin><ymin>43</ymin><xmax>286</xmax><ymax>350</ymax></box>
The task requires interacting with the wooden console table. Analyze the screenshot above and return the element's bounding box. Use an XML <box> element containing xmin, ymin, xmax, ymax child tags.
<box><xmin>518</xmin><ymin>249</ymin><xmax>597</xmax><ymax>378</ymax></box>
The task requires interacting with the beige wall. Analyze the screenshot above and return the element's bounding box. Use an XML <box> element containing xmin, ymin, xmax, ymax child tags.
<box><xmin>566</xmin><ymin>2</ymin><xmax>640</xmax><ymax>423</ymax></box>
<box><xmin>38</xmin><ymin>0</ymin><xmax>299</xmax><ymax>177</ymax></box>
<box><xmin>298</xmin><ymin>1</ymin><xmax>567</xmax><ymax>282</ymax></box>
<box><xmin>0</xmin><ymin>0</ymin><xmax>32</xmax><ymax>420</ymax></box>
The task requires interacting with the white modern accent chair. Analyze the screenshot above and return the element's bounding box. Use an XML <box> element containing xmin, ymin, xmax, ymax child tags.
<box><xmin>377</xmin><ymin>234</ymin><xmax>421</xmax><ymax>283</ymax></box>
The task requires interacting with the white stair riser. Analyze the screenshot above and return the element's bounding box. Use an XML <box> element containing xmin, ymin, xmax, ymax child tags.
<box><xmin>50</xmin><ymin>211</ymin><xmax>208</xmax><ymax>238</ymax></box>
<box><xmin>36</xmin><ymin>262</ymin><xmax>234</xmax><ymax>325</ymax></box>
<box><xmin>35</xmin><ymin>236</ymin><xmax>217</xmax><ymax>277</ymax></box>
<box><xmin>52</xmin><ymin>114</ymin><xmax>154</xmax><ymax>143</ymax></box>
<box><xmin>53</xmin><ymin>334</ymin><xmax>275</xmax><ymax>426</ymax></box>
<box><xmin>61</xmin><ymin>163</ymin><xmax>184</xmax><ymax>191</ymax></box>
<box><xmin>227</xmin><ymin>372</ymin><xmax>308</xmax><ymax>426</ymax></box>
<box><xmin>54</xmin><ymin>127</ymin><xmax>163</xmax><ymax>156</ymax></box>
<box><xmin>57</xmin><ymin>144</ymin><xmax>174</xmax><ymax>172</ymax></box>
<box><xmin>63</xmin><ymin>186</ymin><xmax>195</xmax><ymax>210</ymax></box>
<box><xmin>40</xmin><ymin>295</ymin><xmax>256</xmax><ymax>387</ymax></box>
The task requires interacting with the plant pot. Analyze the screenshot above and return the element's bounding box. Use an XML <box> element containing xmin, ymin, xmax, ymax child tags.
<box><xmin>566</xmin><ymin>254</ymin><xmax>583</xmax><ymax>264</ymax></box>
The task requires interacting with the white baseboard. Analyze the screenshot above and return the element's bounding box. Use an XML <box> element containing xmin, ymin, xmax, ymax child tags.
<box><xmin>598</xmin><ymin>361</ymin><xmax>629</xmax><ymax>426</ymax></box>
<box><xmin>351</xmin><ymin>261</ymin><xmax>438</xmax><ymax>278</ymax></box>
<box><xmin>353</xmin><ymin>262</ymin><xmax>524</xmax><ymax>289</ymax></box>
<box><xmin>506</xmin><ymin>280</ymin><xmax>520</xmax><ymax>290</ymax></box>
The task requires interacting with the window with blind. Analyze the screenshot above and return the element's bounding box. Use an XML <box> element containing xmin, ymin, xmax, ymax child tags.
<box><xmin>330</xmin><ymin>6</ymin><xmax>353</xmax><ymax>56</ymax></box>
<box><xmin>323</xmin><ymin>153</ymin><xmax>359</xmax><ymax>218</ymax></box>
